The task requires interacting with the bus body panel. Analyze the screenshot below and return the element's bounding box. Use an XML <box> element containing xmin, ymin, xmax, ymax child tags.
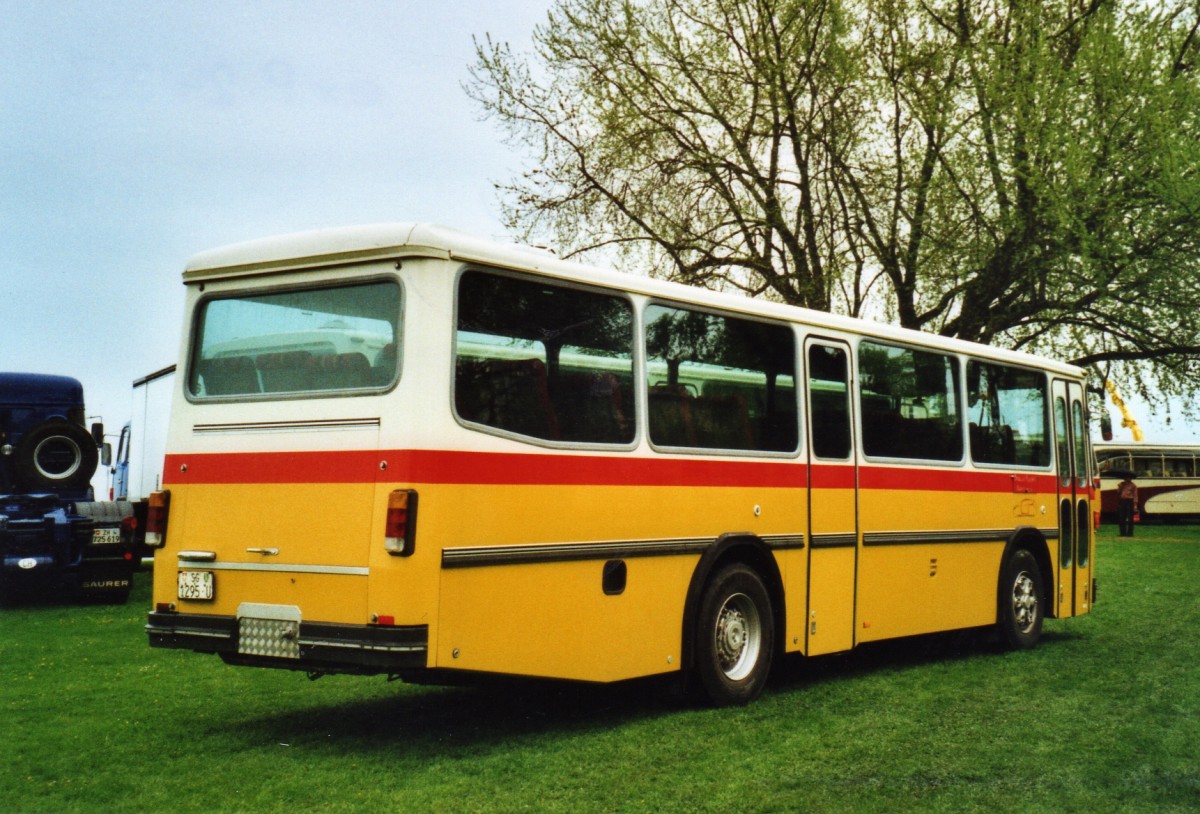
<box><xmin>152</xmin><ymin>481</ymin><xmax>377</xmax><ymax>624</ymax></box>
<box><xmin>436</xmin><ymin>555</ymin><xmax>695</xmax><ymax>682</ymax></box>
<box><xmin>856</xmin><ymin>473</ymin><xmax>1060</xmax><ymax>638</ymax></box>
<box><xmin>857</xmin><ymin>541</ymin><xmax>1006</xmax><ymax>641</ymax></box>
<box><xmin>805</xmin><ymin>482</ymin><xmax>857</xmax><ymax>656</ymax></box>
<box><xmin>1144</xmin><ymin>485</ymin><xmax>1200</xmax><ymax>516</ymax></box>
<box><xmin>390</xmin><ymin>478</ymin><xmax>805</xmax><ymax>680</ymax></box>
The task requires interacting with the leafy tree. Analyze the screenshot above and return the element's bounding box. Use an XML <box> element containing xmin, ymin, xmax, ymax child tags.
<box><xmin>468</xmin><ymin>0</ymin><xmax>1200</xmax><ymax>408</ymax></box>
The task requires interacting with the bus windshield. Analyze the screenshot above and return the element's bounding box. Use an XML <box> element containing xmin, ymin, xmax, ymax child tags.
<box><xmin>188</xmin><ymin>280</ymin><xmax>400</xmax><ymax>398</ymax></box>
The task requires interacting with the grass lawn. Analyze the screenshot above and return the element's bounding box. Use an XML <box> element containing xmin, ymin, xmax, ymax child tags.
<box><xmin>2</xmin><ymin>524</ymin><xmax>1198</xmax><ymax>813</ymax></box>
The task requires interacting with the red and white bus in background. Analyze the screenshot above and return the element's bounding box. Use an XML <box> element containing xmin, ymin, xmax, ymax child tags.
<box><xmin>1095</xmin><ymin>443</ymin><xmax>1200</xmax><ymax>523</ymax></box>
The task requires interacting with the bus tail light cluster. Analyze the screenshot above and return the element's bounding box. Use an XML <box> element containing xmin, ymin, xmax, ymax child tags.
<box><xmin>145</xmin><ymin>490</ymin><xmax>170</xmax><ymax>547</ymax></box>
<box><xmin>384</xmin><ymin>489</ymin><xmax>418</xmax><ymax>556</ymax></box>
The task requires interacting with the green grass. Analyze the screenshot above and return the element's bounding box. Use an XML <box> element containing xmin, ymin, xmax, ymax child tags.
<box><xmin>3</xmin><ymin>526</ymin><xmax>1199</xmax><ymax>813</ymax></box>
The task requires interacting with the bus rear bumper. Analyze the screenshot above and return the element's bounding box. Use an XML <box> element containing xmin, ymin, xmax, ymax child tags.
<box><xmin>146</xmin><ymin>611</ymin><xmax>428</xmax><ymax>675</ymax></box>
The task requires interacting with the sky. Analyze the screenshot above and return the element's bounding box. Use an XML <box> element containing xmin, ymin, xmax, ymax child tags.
<box><xmin>1</xmin><ymin>0</ymin><xmax>551</xmax><ymax>492</ymax></box>
<box><xmin>1</xmin><ymin>0</ymin><xmax>1194</xmax><ymax>499</ymax></box>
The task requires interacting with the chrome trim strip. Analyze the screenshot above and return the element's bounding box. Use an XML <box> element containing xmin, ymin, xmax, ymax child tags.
<box><xmin>144</xmin><ymin>624</ymin><xmax>230</xmax><ymax>640</ymax></box>
<box><xmin>443</xmin><ymin>537</ymin><xmax>711</xmax><ymax>568</ymax></box>
<box><xmin>810</xmin><ymin>533</ymin><xmax>858</xmax><ymax>548</ymax></box>
<box><xmin>300</xmin><ymin>637</ymin><xmax>425</xmax><ymax>653</ymax></box>
<box><xmin>762</xmin><ymin>534</ymin><xmax>807</xmax><ymax>550</ymax></box>
<box><xmin>187</xmin><ymin>562</ymin><xmax>369</xmax><ymax>576</ymax></box>
<box><xmin>178</xmin><ymin>550</ymin><xmax>217</xmax><ymax>562</ymax></box>
<box><xmin>193</xmin><ymin>418</ymin><xmax>381</xmax><ymax>433</ymax></box>
<box><xmin>443</xmin><ymin>532</ymin><xmax>808</xmax><ymax>569</ymax></box>
<box><xmin>862</xmin><ymin>528</ymin><xmax>1059</xmax><ymax>546</ymax></box>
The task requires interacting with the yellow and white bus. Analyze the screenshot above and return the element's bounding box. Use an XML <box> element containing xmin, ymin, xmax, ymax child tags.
<box><xmin>146</xmin><ymin>223</ymin><xmax>1096</xmax><ymax>705</ymax></box>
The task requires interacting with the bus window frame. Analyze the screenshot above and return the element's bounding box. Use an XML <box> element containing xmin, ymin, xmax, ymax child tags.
<box><xmin>963</xmin><ymin>360</ymin><xmax>1054</xmax><ymax>472</ymax></box>
<box><xmin>184</xmin><ymin>273</ymin><xmax>404</xmax><ymax>404</ymax></box>
<box><xmin>1163</xmin><ymin>453</ymin><xmax>1197</xmax><ymax>478</ymax></box>
<box><xmin>642</xmin><ymin>298</ymin><xmax>803</xmax><ymax>459</ymax></box>
<box><xmin>450</xmin><ymin>265</ymin><xmax>641</xmax><ymax>452</ymax></box>
<box><xmin>805</xmin><ymin>337</ymin><xmax>853</xmax><ymax>462</ymax></box>
<box><xmin>854</xmin><ymin>337</ymin><xmax>966</xmax><ymax>468</ymax></box>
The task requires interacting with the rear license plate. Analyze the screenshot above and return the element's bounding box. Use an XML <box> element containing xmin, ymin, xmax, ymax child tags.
<box><xmin>178</xmin><ymin>570</ymin><xmax>214</xmax><ymax>601</ymax></box>
<box><xmin>92</xmin><ymin>527</ymin><xmax>121</xmax><ymax>545</ymax></box>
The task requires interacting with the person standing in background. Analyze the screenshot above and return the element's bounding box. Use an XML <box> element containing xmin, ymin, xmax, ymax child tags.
<box><xmin>1117</xmin><ymin>476</ymin><xmax>1139</xmax><ymax>537</ymax></box>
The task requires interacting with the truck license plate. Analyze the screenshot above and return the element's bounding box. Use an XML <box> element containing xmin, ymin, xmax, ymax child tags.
<box><xmin>178</xmin><ymin>570</ymin><xmax>214</xmax><ymax>601</ymax></box>
<box><xmin>92</xmin><ymin>527</ymin><xmax>121</xmax><ymax>545</ymax></box>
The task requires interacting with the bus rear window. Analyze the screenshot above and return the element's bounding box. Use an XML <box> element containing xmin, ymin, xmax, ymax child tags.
<box><xmin>189</xmin><ymin>281</ymin><xmax>400</xmax><ymax>398</ymax></box>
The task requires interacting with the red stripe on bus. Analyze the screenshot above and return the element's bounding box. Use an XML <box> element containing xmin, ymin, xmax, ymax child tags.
<box><xmin>859</xmin><ymin>467</ymin><xmax>1058</xmax><ymax>494</ymax></box>
<box><xmin>163</xmin><ymin>450</ymin><xmax>380</xmax><ymax>485</ymax></box>
<box><xmin>809</xmin><ymin>464</ymin><xmax>856</xmax><ymax>490</ymax></box>
<box><xmin>162</xmin><ymin>450</ymin><xmax>811</xmax><ymax>489</ymax></box>
<box><xmin>161</xmin><ymin>449</ymin><xmax>1056</xmax><ymax>493</ymax></box>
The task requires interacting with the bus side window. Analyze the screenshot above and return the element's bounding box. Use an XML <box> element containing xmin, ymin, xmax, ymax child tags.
<box><xmin>966</xmin><ymin>361</ymin><xmax>1049</xmax><ymax>467</ymax></box>
<box><xmin>858</xmin><ymin>341</ymin><xmax>962</xmax><ymax>462</ymax></box>
<box><xmin>455</xmin><ymin>270</ymin><xmax>635</xmax><ymax>445</ymax></box>
<box><xmin>644</xmin><ymin>305</ymin><xmax>797</xmax><ymax>453</ymax></box>
<box><xmin>808</xmin><ymin>344</ymin><xmax>850</xmax><ymax>460</ymax></box>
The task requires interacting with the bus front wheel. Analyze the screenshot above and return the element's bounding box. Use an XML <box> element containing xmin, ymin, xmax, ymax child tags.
<box><xmin>998</xmin><ymin>548</ymin><xmax>1043</xmax><ymax>650</ymax></box>
<box><xmin>694</xmin><ymin>563</ymin><xmax>774</xmax><ymax>706</ymax></box>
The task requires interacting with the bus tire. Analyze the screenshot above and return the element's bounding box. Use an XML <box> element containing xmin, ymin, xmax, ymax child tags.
<box><xmin>693</xmin><ymin>563</ymin><xmax>774</xmax><ymax>706</ymax></box>
<box><xmin>998</xmin><ymin>548</ymin><xmax>1043</xmax><ymax>650</ymax></box>
<box><xmin>11</xmin><ymin>420</ymin><xmax>98</xmax><ymax>492</ymax></box>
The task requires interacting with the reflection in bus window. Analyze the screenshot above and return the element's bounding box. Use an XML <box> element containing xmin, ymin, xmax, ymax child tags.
<box><xmin>966</xmin><ymin>362</ymin><xmax>1049</xmax><ymax>467</ymax></box>
<box><xmin>455</xmin><ymin>270</ymin><xmax>635</xmax><ymax>444</ymax></box>
<box><xmin>644</xmin><ymin>305</ymin><xmax>797</xmax><ymax>452</ymax></box>
<box><xmin>859</xmin><ymin>342</ymin><xmax>962</xmax><ymax>461</ymax></box>
<box><xmin>1132</xmin><ymin>456</ymin><xmax>1165</xmax><ymax>478</ymax></box>
<box><xmin>1095</xmin><ymin>452</ymin><xmax>1131</xmax><ymax>475</ymax></box>
<box><xmin>808</xmin><ymin>344</ymin><xmax>850</xmax><ymax>460</ymax></box>
<box><xmin>1071</xmin><ymin>401</ymin><xmax>1088</xmax><ymax>487</ymax></box>
<box><xmin>189</xmin><ymin>281</ymin><xmax>400</xmax><ymax>397</ymax></box>
<box><xmin>1165</xmin><ymin>455</ymin><xmax>1196</xmax><ymax>477</ymax></box>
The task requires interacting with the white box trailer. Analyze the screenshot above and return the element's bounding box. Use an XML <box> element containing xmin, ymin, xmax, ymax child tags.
<box><xmin>114</xmin><ymin>365</ymin><xmax>175</xmax><ymax>561</ymax></box>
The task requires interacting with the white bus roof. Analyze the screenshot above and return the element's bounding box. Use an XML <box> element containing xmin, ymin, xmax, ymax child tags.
<box><xmin>184</xmin><ymin>222</ymin><xmax>1086</xmax><ymax>378</ymax></box>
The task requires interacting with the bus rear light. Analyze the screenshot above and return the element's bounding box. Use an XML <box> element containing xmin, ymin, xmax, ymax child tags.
<box><xmin>384</xmin><ymin>489</ymin><xmax>418</xmax><ymax>556</ymax></box>
<box><xmin>145</xmin><ymin>490</ymin><xmax>170</xmax><ymax>547</ymax></box>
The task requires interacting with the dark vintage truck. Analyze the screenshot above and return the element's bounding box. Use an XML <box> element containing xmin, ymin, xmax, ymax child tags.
<box><xmin>0</xmin><ymin>372</ymin><xmax>135</xmax><ymax>604</ymax></box>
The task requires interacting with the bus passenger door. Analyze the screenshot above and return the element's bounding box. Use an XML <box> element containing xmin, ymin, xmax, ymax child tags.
<box><xmin>804</xmin><ymin>339</ymin><xmax>858</xmax><ymax>655</ymax></box>
<box><xmin>1053</xmin><ymin>380</ymin><xmax>1093</xmax><ymax>618</ymax></box>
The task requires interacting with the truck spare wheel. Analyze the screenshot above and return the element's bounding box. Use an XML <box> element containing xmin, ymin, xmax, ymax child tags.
<box><xmin>11</xmin><ymin>420</ymin><xmax>98</xmax><ymax>491</ymax></box>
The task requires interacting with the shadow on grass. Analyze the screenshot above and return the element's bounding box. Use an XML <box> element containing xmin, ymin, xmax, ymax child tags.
<box><xmin>221</xmin><ymin>624</ymin><xmax>1084</xmax><ymax>757</ymax></box>
<box><xmin>774</xmin><ymin>624</ymin><xmax>1085</xmax><ymax>688</ymax></box>
<box><xmin>221</xmin><ymin>673</ymin><xmax>684</xmax><ymax>755</ymax></box>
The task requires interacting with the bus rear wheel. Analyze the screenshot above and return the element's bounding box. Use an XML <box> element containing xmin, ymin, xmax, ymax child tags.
<box><xmin>998</xmin><ymin>548</ymin><xmax>1043</xmax><ymax>650</ymax></box>
<box><xmin>694</xmin><ymin>564</ymin><xmax>774</xmax><ymax>706</ymax></box>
